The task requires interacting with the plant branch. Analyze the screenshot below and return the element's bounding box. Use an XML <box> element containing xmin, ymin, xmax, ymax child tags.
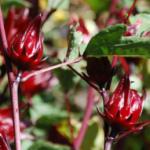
<box><xmin>111</xmin><ymin>55</ymin><xmax>118</xmax><ymax>67</ymax></box>
<box><xmin>0</xmin><ymin>6</ymin><xmax>21</xmax><ymax>150</ymax></box>
<box><xmin>124</xmin><ymin>0</ymin><xmax>138</xmax><ymax>23</ymax></box>
<box><xmin>41</xmin><ymin>8</ymin><xmax>56</xmax><ymax>25</ymax></box>
<box><xmin>104</xmin><ymin>137</ymin><xmax>114</xmax><ymax>150</ymax></box>
<box><xmin>68</xmin><ymin>65</ymin><xmax>101</xmax><ymax>94</ymax></box>
<box><xmin>11</xmin><ymin>72</ymin><xmax>22</xmax><ymax>150</ymax></box>
<box><xmin>21</xmin><ymin>57</ymin><xmax>82</xmax><ymax>82</ymax></box>
<box><xmin>73</xmin><ymin>87</ymin><xmax>95</xmax><ymax>150</ymax></box>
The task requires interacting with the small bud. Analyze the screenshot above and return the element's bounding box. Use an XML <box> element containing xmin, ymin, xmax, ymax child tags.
<box><xmin>8</xmin><ymin>15</ymin><xmax>43</xmax><ymax>70</ymax></box>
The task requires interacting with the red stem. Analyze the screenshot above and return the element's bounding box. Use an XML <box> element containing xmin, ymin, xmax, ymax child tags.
<box><xmin>124</xmin><ymin>0</ymin><xmax>138</xmax><ymax>23</ymax></box>
<box><xmin>0</xmin><ymin>7</ymin><xmax>21</xmax><ymax>150</ymax></box>
<box><xmin>111</xmin><ymin>55</ymin><xmax>118</xmax><ymax>67</ymax></box>
<box><xmin>41</xmin><ymin>8</ymin><xmax>56</xmax><ymax>25</ymax></box>
<box><xmin>73</xmin><ymin>87</ymin><xmax>95</xmax><ymax>150</ymax></box>
<box><xmin>119</xmin><ymin>57</ymin><xmax>130</xmax><ymax>75</ymax></box>
<box><xmin>21</xmin><ymin>57</ymin><xmax>82</xmax><ymax>82</ymax></box>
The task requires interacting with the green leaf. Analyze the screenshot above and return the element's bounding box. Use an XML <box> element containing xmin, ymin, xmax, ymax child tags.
<box><xmin>30</xmin><ymin>95</ymin><xmax>68</xmax><ymax>123</ymax></box>
<box><xmin>36</xmin><ymin>112</ymin><xmax>68</xmax><ymax>128</ymax></box>
<box><xmin>28</xmin><ymin>140</ymin><xmax>70</xmax><ymax>150</ymax></box>
<box><xmin>113</xmin><ymin>36</ymin><xmax>150</xmax><ymax>57</ymax></box>
<box><xmin>85</xmin><ymin>0</ymin><xmax>110</xmax><ymax>13</ymax></box>
<box><xmin>84</xmin><ymin>24</ymin><xmax>126</xmax><ymax>57</ymax></box>
<box><xmin>84</xmin><ymin>24</ymin><xmax>150</xmax><ymax>58</ymax></box>
<box><xmin>22</xmin><ymin>140</ymin><xmax>33</xmax><ymax>150</ymax></box>
<box><xmin>81</xmin><ymin>120</ymin><xmax>99</xmax><ymax>150</ymax></box>
<box><xmin>54</xmin><ymin>69</ymin><xmax>75</xmax><ymax>92</ymax></box>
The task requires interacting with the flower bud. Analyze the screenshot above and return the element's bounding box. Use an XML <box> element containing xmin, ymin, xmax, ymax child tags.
<box><xmin>5</xmin><ymin>7</ymin><xmax>29</xmax><ymax>45</ymax></box>
<box><xmin>104</xmin><ymin>76</ymin><xmax>144</xmax><ymax>129</ymax></box>
<box><xmin>8</xmin><ymin>15</ymin><xmax>43</xmax><ymax>70</ymax></box>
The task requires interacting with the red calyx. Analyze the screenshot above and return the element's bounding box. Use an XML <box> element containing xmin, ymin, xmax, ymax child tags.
<box><xmin>8</xmin><ymin>15</ymin><xmax>43</xmax><ymax>70</ymax></box>
<box><xmin>104</xmin><ymin>76</ymin><xmax>144</xmax><ymax>129</ymax></box>
<box><xmin>0</xmin><ymin>131</ymin><xmax>10</xmax><ymax>150</ymax></box>
<box><xmin>5</xmin><ymin>7</ymin><xmax>30</xmax><ymax>45</ymax></box>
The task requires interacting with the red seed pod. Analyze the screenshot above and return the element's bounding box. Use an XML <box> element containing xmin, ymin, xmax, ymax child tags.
<box><xmin>8</xmin><ymin>15</ymin><xmax>43</xmax><ymax>70</ymax></box>
<box><xmin>20</xmin><ymin>71</ymin><xmax>53</xmax><ymax>96</ymax></box>
<box><xmin>104</xmin><ymin>76</ymin><xmax>144</xmax><ymax>129</ymax></box>
<box><xmin>5</xmin><ymin>7</ymin><xmax>30</xmax><ymax>45</ymax></box>
<box><xmin>0</xmin><ymin>131</ymin><xmax>10</xmax><ymax>150</ymax></box>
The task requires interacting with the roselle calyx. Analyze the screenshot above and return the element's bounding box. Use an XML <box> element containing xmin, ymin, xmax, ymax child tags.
<box><xmin>104</xmin><ymin>76</ymin><xmax>144</xmax><ymax>130</ymax></box>
<box><xmin>8</xmin><ymin>15</ymin><xmax>43</xmax><ymax>70</ymax></box>
<box><xmin>5</xmin><ymin>7</ymin><xmax>30</xmax><ymax>45</ymax></box>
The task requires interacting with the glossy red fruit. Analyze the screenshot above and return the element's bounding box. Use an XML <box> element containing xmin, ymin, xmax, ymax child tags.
<box><xmin>104</xmin><ymin>76</ymin><xmax>144</xmax><ymax>129</ymax></box>
<box><xmin>8</xmin><ymin>15</ymin><xmax>43</xmax><ymax>70</ymax></box>
<box><xmin>21</xmin><ymin>71</ymin><xmax>53</xmax><ymax>96</ymax></box>
<box><xmin>5</xmin><ymin>7</ymin><xmax>29</xmax><ymax>45</ymax></box>
<box><xmin>0</xmin><ymin>131</ymin><xmax>10</xmax><ymax>150</ymax></box>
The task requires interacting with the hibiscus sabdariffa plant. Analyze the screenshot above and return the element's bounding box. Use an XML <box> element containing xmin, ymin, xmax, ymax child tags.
<box><xmin>97</xmin><ymin>75</ymin><xmax>150</xmax><ymax>150</ymax></box>
<box><xmin>0</xmin><ymin>0</ymin><xmax>150</xmax><ymax>150</ymax></box>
